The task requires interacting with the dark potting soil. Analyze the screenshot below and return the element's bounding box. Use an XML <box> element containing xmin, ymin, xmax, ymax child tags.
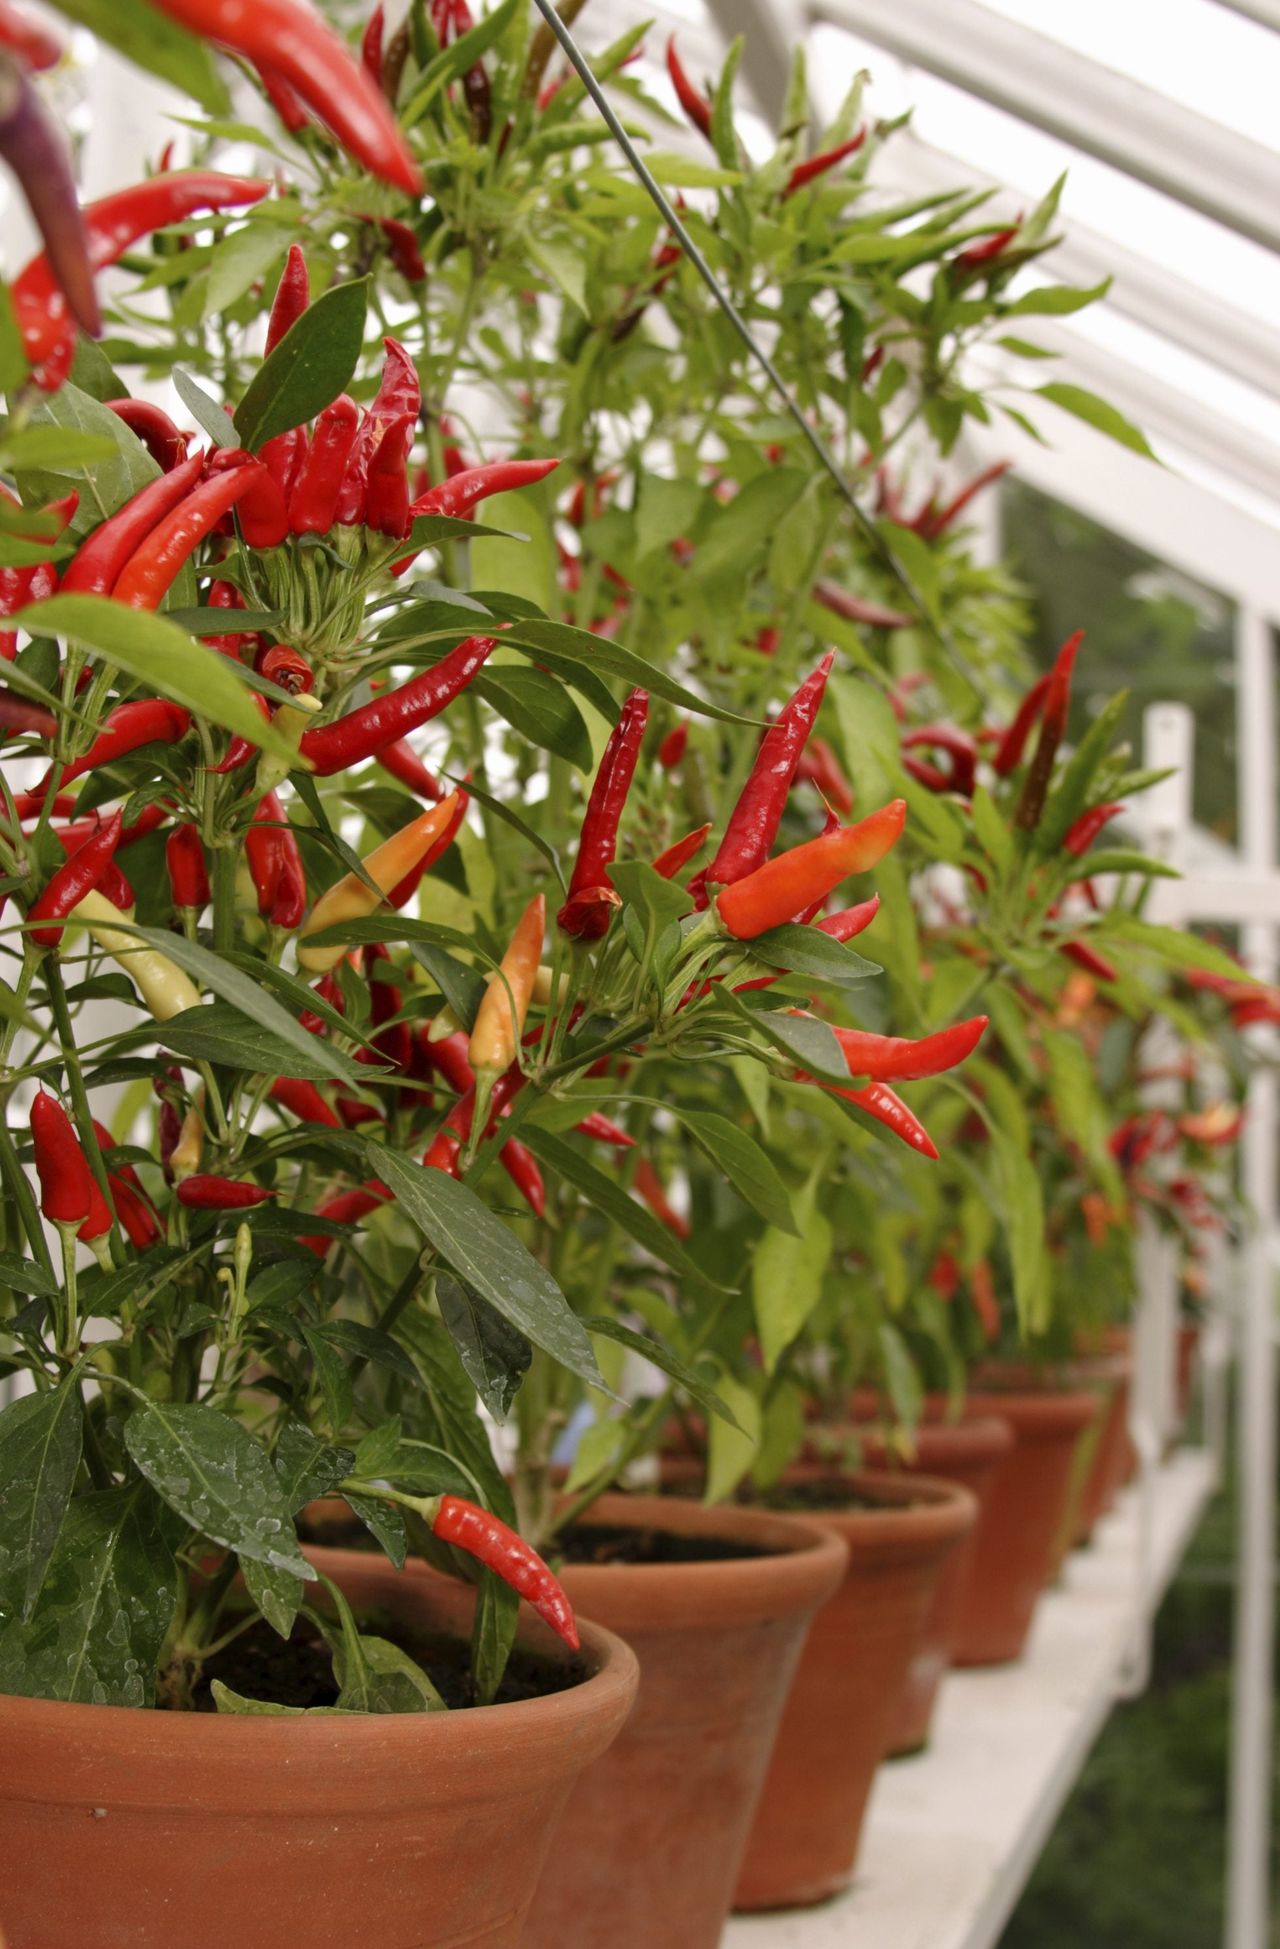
<box><xmin>754</xmin><ymin>1481</ymin><xmax>922</xmax><ymax>1514</ymax></box>
<box><xmin>555</xmin><ymin>1521</ymin><xmax>772</xmax><ymax>1566</ymax></box>
<box><xmin>183</xmin><ymin>1611</ymin><xmax>585</xmax><ymax>1712</ymax></box>
<box><xmin>297</xmin><ymin>1513</ymin><xmax>380</xmax><ymax>1550</ymax></box>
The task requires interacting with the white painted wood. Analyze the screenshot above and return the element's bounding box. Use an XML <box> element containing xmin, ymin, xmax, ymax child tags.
<box><xmin>723</xmin><ymin>1449</ymin><xmax>1216</xmax><ymax>1949</ymax></box>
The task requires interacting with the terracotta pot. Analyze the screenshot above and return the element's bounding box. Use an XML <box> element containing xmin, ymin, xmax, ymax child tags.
<box><xmin>1063</xmin><ymin>1351</ymin><xmax>1132</xmax><ymax>1546</ymax></box>
<box><xmin>733</xmin><ymin>1470</ymin><xmax>976</xmax><ymax>1912</ymax></box>
<box><xmin>522</xmin><ymin>1492</ymin><xmax>848</xmax><ymax>1949</ymax></box>
<box><xmin>951</xmin><ymin>1386</ymin><xmax>1100</xmax><ymax>1665</ymax></box>
<box><xmin>839</xmin><ymin>1415</ymin><xmax>1013</xmax><ymax>1753</ymax></box>
<box><xmin>0</xmin><ymin>1547</ymin><xmax>638</xmax><ymax>1949</ymax></box>
<box><xmin>1176</xmin><ymin>1320</ymin><xmax>1201</xmax><ymax>1420</ymax></box>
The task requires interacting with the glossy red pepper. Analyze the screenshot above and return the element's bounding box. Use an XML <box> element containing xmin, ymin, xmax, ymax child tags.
<box><xmin>364</xmin><ymin>411</ymin><xmax>415</xmax><ymax>539</ymax></box>
<box><xmin>210</xmin><ymin>691</ymin><xmax>270</xmax><ymax>773</ymax></box>
<box><xmin>263</xmin><ymin>240</ymin><xmax>309</xmax><ymax>356</ymax></box>
<box><xmin>376</xmin><ymin>215</ymin><xmax>426</xmax><ymax>284</ymax></box>
<box><xmin>12</xmin><ymin>171</ymin><xmax>269</xmax><ymax>386</ymax></box>
<box><xmin>653</xmin><ymin>822</ymin><xmax>711</xmax><ymax>881</ymax></box>
<box><xmin>557</xmin><ymin>688</ymin><xmax>649</xmax><ymax>940</ymax></box>
<box><xmin>657</xmin><ymin>723</ymin><xmax>687</xmax><ymax>770</ymax></box>
<box><xmin>1015</xmin><ymin>630</ymin><xmax>1084</xmax><ymax>831</ymax></box>
<box><xmin>428</xmin><ymin>1495</ymin><xmax>578</xmax><ymax>1649</ymax></box>
<box><xmin>1063</xmin><ymin>801</ymin><xmax>1124</xmax><ymax>857</ymax></box>
<box><xmin>30</xmin><ymin>1089</ymin><xmax>93</xmax><ymax>1226</ymax></box>
<box><xmin>298</xmin><ymin>635</ymin><xmax>497</xmax><ymax>774</ymax></box>
<box><xmin>991</xmin><ymin>672</ymin><xmax>1050</xmax><ymax>776</ymax></box>
<box><xmin>149</xmin><ymin>1</ymin><xmax>421</xmax><ymax>194</ymax></box>
<box><xmin>104</xmin><ymin>399</ymin><xmax>188</xmax><ymax>473</ymax></box>
<box><xmin>702</xmin><ymin>654</ymin><xmax>835</xmax><ymax>895</ymax></box>
<box><xmin>28</xmin><ymin>810</ymin><xmax>122</xmax><ymax>949</ymax></box>
<box><xmin>301</xmin><ymin>1179</ymin><xmax>391</xmax><ymax>1255</ymax></box>
<box><xmin>796</xmin><ymin>735</ymin><xmax>854</xmax><ymax>814</ymax></box>
<box><xmin>176</xmin><ymin>1174</ymin><xmax>274</xmax><ymax>1210</ymax></box>
<box><xmin>52</xmin><ymin>699</ymin><xmax>190</xmax><ymax>788</ymax></box>
<box><xmin>832</xmin><ymin>1078</ymin><xmax>939</xmax><ymax>1159</ymax></box>
<box><xmin>0</xmin><ymin>487</ymin><xmax>77</xmax><ymax>658</ymax></box>
<box><xmin>717</xmin><ymin>800</ymin><xmax>905</xmax><ymax>940</ymax></box>
<box><xmin>111</xmin><ymin>465</ymin><xmax>259</xmax><ymax>608</ymax></box>
<box><xmin>255</xmin><ymin>58</ymin><xmax>311</xmax><ymax>132</ymax></box>
<box><xmin>165</xmin><ymin>823</ymin><xmax>209</xmax><ymax>912</ymax></box>
<box><xmin>784</xmin><ymin>129</ymin><xmax>866</xmax><ymax>197</ymax></box>
<box><xmin>59</xmin><ymin>451</ymin><xmax>206</xmax><ymax>597</ymax></box>
<box><xmin>269</xmin><ymin>1076</ymin><xmax>341</xmax><ymax>1129</ymax></box>
<box><xmin>287</xmin><ymin>394</ymin><xmax>360</xmax><ymax>536</ymax></box>
<box><xmin>0</xmin><ymin>0</ymin><xmax>60</xmax><ymax>69</ymax></box>
<box><xmin>665</xmin><ymin>36</ymin><xmax>712</xmax><ymax>141</ymax></box>
<box><xmin>361</xmin><ymin>3</ymin><xmax>383</xmax><ymax>85</ymax></box>
<box><xmin>412</xmin><ymin>458</ymin><xmax>559</xmax><ymax>524</ymax></box>
<box><xmin>817</xmin><ymin>895</ymin><xmax>880</xmax><ymax>941</ymax></box>
<box><xmin>633</xmin><ymin>1158</ymin><xmax>690</xmax><ymax>1239</ymax></box>
<box><xmin>261</xmin><ymin>424</ymin><xmax>307</xmax><ymax>506</ymax></box>
<box><xmin>333</xmin><ymin>338</ymin><xmax>420</xmax><ymax>528</ymax></box>
<box><xmin>258</xmin><ymin>643</ymin><xmax>313</xmax><ymax>695</ymax></box>
<box><xmin>376</xmin><ymin>737</ymin><xmax>443</xmax><ymax>800</ymax></box>
<box><xmin>833</xmin><ymin>1014</ymin><xmax>987</xmax><ymax>1082</ymax></box>
<box><xmin>901</xmin><ymin>724</ymin><xmax>977</xmax><ymax>797</ymax></box>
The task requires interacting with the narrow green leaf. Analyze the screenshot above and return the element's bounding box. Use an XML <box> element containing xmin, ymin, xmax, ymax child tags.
<box><xmin>43</xmin><ymin>0</ymin><xmax>230</xmax><ymax>111</ymax></box>
<box><xmin>0</xmin><ymin>1378</ymin><xmax>83</xmax><ymax>1619</ymax></box>
<box><xmin>172</xmin><ymin>368</ymin><xmax>241</xmax><ymax>449</ymax></box>
<box><xmin>1036</xmin><ymin>383</ymin><xmax>1156</xmax><ymax>459</ymax></box>
<box><xmin>234</xmin><ymin>279</ymin><xmax>369</xmax><ymax>450</ymax></box>
<box><xmin>745</xmin><ymin>924</ymin><xmax>881</xmax><ymax>991</ymax></box>
<box><xmin>522</xmin><ymin>1127</ymin><xmax>731</xmax><ymax>1294</ymax></box>
<box><xmin>583</xmin><ymin>1318</ymin><xmax>745</xmax><ymax>1430</ymax></box>
<box><xmin>438</xmin><ymin>1273</ymin><xmax>532</xmax><ymax>1421</ymax></box>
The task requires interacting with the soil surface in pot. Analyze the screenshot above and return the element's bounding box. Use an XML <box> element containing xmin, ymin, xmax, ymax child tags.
<box><xmin>183</xmin><ymin>1609</ymin><xmax>586</xmax><ymax>1712</ymax></box>
<box><xmin>755</xmin><ymin>1482</ymin><xmax>921</xmax><ymax>1514</ymax></box>
<box><xmin>555</xmin><ymin>1521</ymin><xmax>772</xmax><ymax>1566</ymax></box>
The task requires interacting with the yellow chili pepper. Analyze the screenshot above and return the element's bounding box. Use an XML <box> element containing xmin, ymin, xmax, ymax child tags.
<box><xmin>170</xmin><ymin>1092</ymin><xmax>204</xmax><ymax>1182</ymax></box>
<box><xmin>469</xmin><ymin>892</ymin><xmax>545</xmax><ymax>1081</ymax></box>
<box><xmin>70</xmin><ymin>889</ymin><xmax>200</xmax><ymax>1020</ymax></box>
<box><xmin>297</xmin><ymin>791</ymin><xmax>462</xmax><ymax>973</ymax></box>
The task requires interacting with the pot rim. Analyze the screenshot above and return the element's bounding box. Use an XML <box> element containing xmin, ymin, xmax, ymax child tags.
<box><xmin>824</xmin><ymin>1413</ymin><xmax>1015</xmax><ymax>1465</ymax></box>
<box><xmin>759</xmin><ymin>1466</ymin><xmax>978</xmax><ymax>1558</ymax></box>
<box><xmin>962</xmin><ymin>1386</ymin><xmax>1101</xmax><ymax>1436</ymax></box>
<box><xmin>0</xmin><ymin>1548</ymin><xmax>640</xmax><ymax>1814</ymax></box>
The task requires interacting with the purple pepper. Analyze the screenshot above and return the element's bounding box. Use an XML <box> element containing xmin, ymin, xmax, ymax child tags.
<box><xmin>0</xmin><ymin>51</ymin><xmax>99</xmax><ymax>341</ymax></box>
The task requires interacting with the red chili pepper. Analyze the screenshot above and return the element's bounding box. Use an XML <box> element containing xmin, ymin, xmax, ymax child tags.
<box><xmin>702</xmin><ymin>655</ymin><xmax>835</xmax><ymax>894</ymax></box>
<box><xmin>287</xmin><ymin>393</ymin><xmax>360</xmax><ymax>535</ymax></box>
<box><xmin>831</xmin><ymin>1078</ymin><xmax>939</xmax><ymax>1159</ymax></box>
<box><xmin>410</xmin><ymin>457</ymin><xmax>560</xmax><ymax>523</ymax></box>
<box><xmin>817</xmin><ymin>895</ymin><xmax>880</xmax><ymax>941</ymax></box>
<box><xmin>1061</xmin><ymin>939</ymin><xmax>1118</xmax><ymax>983</ymax></box>
<box><xmin>376</xmin><ymin>215</ymin><xmax>425</xmax><ymax>284</ymax></box>
<box><xmin>148</xmin><ymin>1</ymin><xmax>421</xmax><ymax>194</ymax></box>
<box><xmin>784</xmin><ymin>129</ymin><xmax>866</xmax><ymax>197</ymax></box>
<box><xmin>111</xmin><ymin>464</ymin><xmax>259</xmax><ymax>609</ymax></box>
<box><xmin>269</xmin><ymin>1076</ymin><xmax>340</xmax><ymax>1129</ymax></box>
<box><xmin>301</xmin><ymin>1179</ymin><xmax>391</xmax><ymax>1255</ymax></box>
<box><xmin>376</xmin><ymin>737</ymin><xmax>443</xmax><ymax>800</ymax></box>
<box><xmin>499</xmin><ymin>1137</ymin><xmax>545</xmax><ymax>1216</ymax></box>
<box><xmin>0</xmin><ymin>55</ymin><xmax>98</xmax><ymax>369</ymax></box>
<box><xmin>0</xmin><ymin>689</ymin><xmax>55</xmax><ymax>738</ymax></box>
<box><xmin>954</xmin><ymin>222</ymin><xmax>1019</xmax><ymax>276</ymax></box>
<box><xmin>107</xmin><ymin>1172</ymin><xmax>160</xmax><ymax>1249</ymax></box>
<box><xmin>298</xmin><ymin>635</ymin><xmax>497</xmax><ymax>774</ymax></box>
<box><xmin>51</xmin><ymin>699</ymin><xmax>190</xmax><ymax>790</ymax></box>
<box><xmin>261</xmin><ymin>424</ymin><xmax>307</xmax><ymax>506</ymax></box>
<box><xmin>991</xmin><ymin>672</ymin><xmax>1050</xmax><ymax>776</ymax></box>
<box><xmin>833</xmin><ymin>1014</ymin><xmax>987</xmax><ymax>1083</ymax></box>
<box><xmin>258</xmin><ymin>643</ymin><xmax>313</xmax><ymax>695</ymax></box>
<box><xmin>58</xmin><ymin>452</ymin><xmax>206</xmax><ymax>597</ymax></box>
<box><xmin>428</xmin><ymin>1495</ymin><xmax>578</xmax><ymax>1648</ymax></box>
<box><xmin>364</xmin><ymin>411</ymin><xmax>415</xmax><ymax>539</ymax></box>
<box><xmin>0</xmin><ymin>487</ymin><xmax>77</xmax><ymax>658</ymax></box>
<box><xmin>12</xmin><ymin>171</ymin><xmax>269</xmax><ymax>386</ymax></box>
<box><xmin>717</xmin><ymin>800</ymin><xmax>905</xmax><ymax>940</ymax></box>
<box><xmin>333</xmin><ymin>338</ymin><xmax>420</xmax><ymax>528</ymax></box>
<box><xmin>1064</xmin><ymin>801</ymin><xmax>1124</xmax><ymax>857</ymax></box>
<box><xmin>665</xmin><ymin>36</ymin><xmax>712</xmax><ymax>142</ymax></box>
<box><xmin>27</xmin><ymin>811</ymin><xmax>122</xmax><ymax>949</ymax></box>
<box><xmin>176</xmin><ymin>1174</ymin><xmax>274</xmax><ymax>1210</ymax></box>
<box><xmin>0</xmin><ymin>1</ymin><xmax>60</xmax><ymax>69</ymax></box>
<box><xmin>265</xmin><ymin>241</ymin><xmax>310</xmax><ymax>353</ymax></box>
<box><xmin>796</xmin><ymin>735</ymin><xmax>854</xmax><ymax>814</ymax></box>
<box><xmin>204</xmin><ymin>447</ymin><xmax>288</xmax><ymax>549</ymax></box>
<box><xmin>633</xmin><ymin>1157</ymin><xmax>689</xmax><ymax>1239</ymax></box>
<box><xmin>384</xmin><ymin>785</ymin><xmax>469</xmax><ymax>911</ymax></box>
<box><xmin>812</xmin><ymin>581</ymin><xmax>914</xmax><ymax>631</ymax></box>
<box><xmin>209</xmin><ymin>691</ymin><xmax>270</xmax><ymax>774</ymax></box>
<box><xmin>30</xmin><ymin>1089</ymin><xmax>93</xmax><ymax>1226</ymax></box>
<box><xmin>915</xmin><ymin>461</ymin><xmax>1010</xmax><ymax>542</ymax></box>
<box><xmin>557</xmin><ymin>688</ymin><xmax>649</xmax><ymax>940</ymax></box>
<box><xmin>104</xmin><ymin>399</ymin><xmax>188</xmax><ymax>474</ymax></box>
<box><xmin>653</xmin><ymin>822</ymin><xmax>711</xmax><ymax>881</ymax></box>
<box><xmin>1016</xmin><ymin>630</ymin><xmax>1083</xmax><ymax>831</ymax></box>
<box><xmin>901</xmin><ymin>724</ymin><xmax>977</xmax><ymax>797</ymax></box>
<box><xmin>361</xmin><ymin>4</ymin><xmax>384</xmax><ymax>89</ymax></box>
<box><xmin>244</xmin><ymin>790</ymin><xmax>305</xmax><ymax>925</ymax></box>
<box><xmin>255</xmin><ymin>59</ymin><xmax>311</xmax><ymax>132</ymax></box>
<box><xmin>657</xmin><ymin>723</ymin><xmax>687</xmax><ymax>769</ymax></box>
<box><xmin>165</xmin><ymin>823</ymin><xmax>209</xmax><ymax>912</ymax></box>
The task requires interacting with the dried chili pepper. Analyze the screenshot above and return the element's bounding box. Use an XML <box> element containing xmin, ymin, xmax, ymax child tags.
<box><xmin>427</xmin><ymin>1495</ymin><xmax>578</xmax><ymax>1648</ymax></box>
<box><xmin>298</xmin><ymin>792</ymin><xmax>463</xmax><ymax>972</ymax></box>
<box><xmin>653</xmin><ymin>822</ymin><xmax>711</xmax><ymax>881</ymax></box>
<box><xmin>30</xmin><ymin>1089</ymin><xmax>93</xmax><ymax>1227</ymax></box>
<box><xmin>716</xmin><ymin>800</ymin><xmax>905</xmax><ymax>940</ymax></box>
<box><xmin>59</xmin><ymin>452</ymin><xmax>206</xmax><ymax>597</ymax></box>
<box><xmin>0</xmin><ymin>1</ymin><xmax>60</xmax><ymax>69</ymax></box>
<box><xmin>104</xmin><ymin>399</ymin><xmax>188</xmax><ymax>474</ymax></box>
<box><xmin>557</xmin><ymin>688</ymin><xmax>648</xmax><ymax>941</ymax></box>
<box><xmin>469</xmin><ymin>893</ymin><xmax>544</xmax><ymax>1084</ymax></box>
<box><xmin>1064</xmin><ymin>801</ymin><xmax>1124</xmax><ymax>857</ymax></box>
<box><xmin>1015</xmin><ymin>630</ymin><xmax>1083</xmax><ymax>831</ymax></box>
<box><xmin>28</xmin><ymin>810</ymin><xmax>122</xmax><ymax>948</ymax></box>
<box><xmin>784</xmin><ymin>129</ymin><xmax>866</xmax><ymax>197</ymax></box>
<box><xmin>12</xmin><ymin>171</ymin><xmax>269</xmax><ymax>386</ymax></box>
<box><xmin>111</xmin><ymin>464</ymin><xmax>260</xmax><ymax>608</ymax></box>
<box><xmin>666</xmin><ymin>36</ymin><xmax>712</xmax><ymax>142</ymax></box>
<box><xmin>833</xmin><ymin>1015</ymin><xmax>987</xmax><ymax>1082</ymax></box>
<box><xmin>149</xmin><ymin>1</ymin><xmax>421</xmax><ymax>194</ymax></box>
<box><xmin>0</xmin><ymin>53</ymin><xmax>97</xmax><ymax>357</ymax></box>
<box><xmin>298</xmin><ymin>635</ymin><xmax>496</xmax><ymax>774</ymax></box>
<box><xmin>51</xmin><ymin>699</ymin><xmax>190</xmax><ymax>788</ymax></box>
<box><xmin>176</xmin><ymin>1174</ymin><xmax>274</xmax><ymax>1210</ymax></box>
<box><xmin>702</xmin><ymin>655</ymin><xmax>834</xmax><ymax>892</ymax></box>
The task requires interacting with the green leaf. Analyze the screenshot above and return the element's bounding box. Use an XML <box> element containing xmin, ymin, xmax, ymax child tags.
<box><xmin>23</xmin><ymin>383</ymin><xmax>158</xmax><ymax>529</ymax></box>
<box><xmin>0</xmin><ymin>1378</ymin><xmax>83</xmax><ymax>1620</ymax></box>
<box><xmin>408</xmin><ymin>940</ymin><xmax>487</xmax><ymax>1029</ymax></box>
<box><xmin>1</xmin><ymin>426</ymin><xmax>117</xmax><ymax>470</ymax></box>
<box><xmin>688</xmin><ymin>470</ymin><xmax>808</xmax><ymax>587</ymax></box>
<box><xmin>502</xmin><ymin>617</ymin><xmax>758</xmax><ymax>725</ymax></box>
<box><xmin>234</xmin><ymin>279</ymin><xmax>369</xmax><ymax>450</ymax></box>
<box><xmin>312</xmin><ymin>1318</ymin><xmax>418</xmax><ymax>1383</ymax></box>
<box><xmin>668</xmin><ymin>1110</ymin><xmax>796</xmax><ymax>1233</ymax></box>
<box><xmin>752</xmin><ymin>1179</ymin><xmax>833</xmax><ymax>1370</ymax></box>
<box><xmin>240</xmin><ymin>1557</ymin><xmax>304</xmax><ymax>1641</ymax></box>
<box><xmin>0</xmin><ymin>1485</ymin><xmax>176</xmax><ymax>1706</ymax></box>
<box><xmin>705</xmin><ymin>1371</ymin><xmax>760</xmax><ymax>1505</ymax></box>
<box><xmin>521</xmin><ymin>1128</ymin><xmax>730</xmax><ymax>1295</ymax></box>
<box><xmin>371</xmin><ymin>1146</ymin><xmax>609</xmax><ymax>1392</ymax></box>
<box><xmin>301</xmin><ymin>1324</ymin><xmax>354</xmax><ymax>1433</ymax></box>
<box><xmin>0</xmin><ymin>1251</ymin><xmax>60</xmax><ymax>1296</ymax></box>
<box><xmin>403</xmin><ymin>0</ymin><xmax>521</xmax><ymax>123</ymax></box>
<box><xmin>342</xmin><ymin>1492</ymin><xmax>407</xmax><ymax>1569</ymax></box>
<box><xmin>126</xmin><ymin>929</ymin><xmax>362</xmax><ymax>1087</ymax></box>
<box><xmin>527</xmin><ymin>236</ymin><xmax>589</xmax><ymax>316</ymax></box>
<box><xmin>1003</xmin><ymin>278</ymin><xmax>1111</xmax><ymax>317</ymax></box>
<box><xmin>160</xmin><ymin>1001</ymin><xmax>347</xmax><ymax>1083</ymax></box>
<box><xmin>1105</xmin><ymin>917</ymin><xmax>1258</xmax><ymax>980</ymax></box>
<box><xmin>1035</xmin><ymin>691</ymin><xmax>1130</xmax><ymax>854</ymax></box>
<box><xmin>583</xmin><ymin>1318</ymin><xmax>745</xmax><ymax>1431</ymax></box>
<box><xmin>1080</xmin><ymin>850</ymin><xmax>1179</xmax><ymax>880</ymax></box>
<box><xmin>123</xmin><ymin>1402</ymin><xmax>312</xmax><ymax>1579</ymax></box>
<box><xmin>274</xmin><ymin>1421</ymin><xmax>355</xmax><ymax>1511</ymax></box>
<box><xmin>1035</xmin><ymin>383</ymin><xmax>1156</xmax><ymax>459</ymax></box>
<box><xmin>609</xmin><ymin>859</ymin><xmax>694</xmax><ymax>933</ymax></box>
<box><xmin>744</xmin><ymin>924</ymin><xmax>881</xmax><ymax>991</ymax></box>
<box><xmin>211</xmin><ymin>1680</ymin><xmax>354</xmax><ymax>1716</ymax></box>
<box><xmin>710</xmin><ymin>35</ymin><xmax>744</xmax><ymax>168</ymax></box>
<box><xmin>877</xmin><ymin>1320</ymin><xmax>923</xmax><ymax>1430</ymax></box>
<box><xmin>0</xmin><ymin>285</ymin><xmax>26</xmax><ymax>393</ymax></box>
<box><xmin>44</xmin><ymin>0</ymin><xmax>230</xmax><ymax>110</ymax></box>
<box><xmin>438</xmin><ymin>1273</ymin><xmax>532</xmax><ymax>1421</ymax></box>
<box><xmin>172</xmin><ymin>368</ymin><xmax>241</xmax><ymax>449</ymax></box>
<box><xmin>205</xmin><ymin>223</ymin><xmax>296</xmax><ymax>319</ymax></box>
<box><xmin>475</xmin><ymin>665</ymin><xmax>592</xmax><ymax>770</ymax></box>
<box><xmin>750</xmin><ymin>1007</ymin><xmax>849</xmax><ymax>1082</ymax></box>
<box><xmin>11</xmin><ymin>595</ymin><xmax>299</xmax><ymax>760</ymax></box>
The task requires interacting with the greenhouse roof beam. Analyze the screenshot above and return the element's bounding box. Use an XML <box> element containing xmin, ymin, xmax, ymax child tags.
<box><xmin>815</xmin><ymin>0</ymin><xmax>1280</xmax><ymax>253</ymax></box>
<box><xmin>1209</xmin><ymin>0</ymin><xmax>1280</xmax><ymax>29</ymax></box>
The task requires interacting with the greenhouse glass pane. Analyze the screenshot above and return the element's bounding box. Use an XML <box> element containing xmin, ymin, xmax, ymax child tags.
<box><xmin>1000</xmin><ymin>482</ymin><xmax>1240</xmax><ymax>849</ymax></box>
